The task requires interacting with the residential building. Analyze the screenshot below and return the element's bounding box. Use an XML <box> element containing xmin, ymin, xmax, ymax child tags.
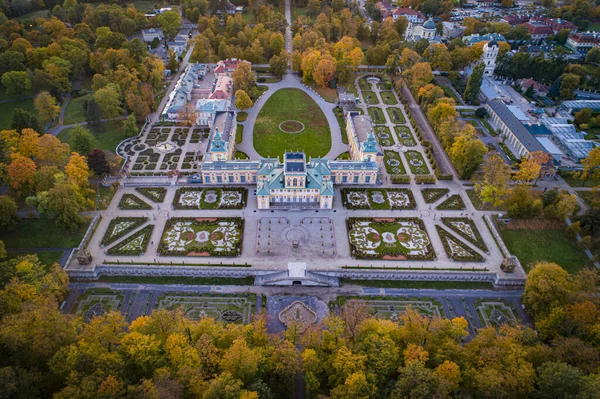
<box><xmin>161</xmin><ymin>63</ymin><xmax>206</xmax><ymax>120</ymax></box>
<box><xmin>518</xmin><ymin>78</ymin><xmax>549</xmax><ymax>97</ymax></box>
<box><xmin>500</xmin><ymin>14</ymin><xmax>531</xmax><ymax>26</ymax></box>
<box><xmin>392</xmin><ymin>7</ymin><xmax>426</xmax><ymax>23</ymax></box>
<box><xmin>531</xmin><ymin>17</ymin><xmax>577</xmax><ymax>34</ymax></box>
<box><xmin>463</xmin><ymin>33</ymin><xmax>506</xmax><ymax>46</ymax></box>
<box><xmin>442</xmin><ymin>21</ymin><xmax>464</xmax><ymax>40</ymax></box>
<box><xmin>214</xmin><ymin>58</ymin><xmax>250</xmax><ymax>77</ymax></box>
<box><xmin>141</xmin><ymin>28</ymin><xmax>164</xmax><ymax>43</ymax></box>
<box><xmin>196</xmin><ymin>99</ymin><xmax>229</xmax><ymax>127</ymax></box>
<box><xmin>566</xmin><ymin>32</ymin><xmax>600</xmax><ymax>53</ymax></box>
<box><xmin>345</xmin><ymin>111</ymin><xmax>383</xmax><ymax>166</ymax></box>
<box><xmin>522</xmin><ymin>21</ymin><xmax>553</xmax><ymax>40</ymax></box>
<box><xmin>375</xmin><ymin>1</ymin><xmax>392</xmax><ymax>19</ymax></box>
<box><xmin>208</xmin><ymin>76</ymin><xmax>234</xmax><ymax>100</ymax></box>
<box><xmin>485</xmin><ymin>99</ymin><xmax>548</xmax><ymax>158</ymax></box>
<box><xmin>167</xmin><ymin>37</ymin><xmax>188</xmax><ymax>57</ymax></box>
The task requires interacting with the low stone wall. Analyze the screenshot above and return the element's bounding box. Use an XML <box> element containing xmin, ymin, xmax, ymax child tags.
<box><xmin>64</xmin><ymin>215</ymin><xmax>101</xmax><ymax>270</ymax></box>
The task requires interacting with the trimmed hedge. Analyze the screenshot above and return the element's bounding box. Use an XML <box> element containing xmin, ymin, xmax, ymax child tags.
<box><xmin>436</xmin><ymin>225</ymin><xmax>484</xmax><ymax>262</ymax></box>
<box><xmin>101</xmin><ymin>217</ymin><xmax>148</xmax><ymax>246</ymax></box>
<box><xmin>107</xmin><ymin>225</ymin><xmax>154</xmax><ymax>256</ymax></box>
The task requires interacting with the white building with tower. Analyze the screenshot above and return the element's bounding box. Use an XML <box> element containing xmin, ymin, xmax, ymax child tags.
<box><xmin>482</xmin><ymin>39</ymin><xmax>499</xmax><ymax>76</ymax></box>
<box><xmin>405</xmin><ymin>18</ymin><xmax>441</xmax><ymax>43</ymax></box>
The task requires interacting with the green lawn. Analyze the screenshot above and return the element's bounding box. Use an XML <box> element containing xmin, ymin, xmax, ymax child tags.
<box><xmin>380</xmin><ymin>91</ymin><xmax>397</xmax><ymax>105</ymax></box>
<box><xmin>127</xmin><ymin>1</ymin><xmax>157</xmax><ymax>12</ymax></box>
<box><xmin>236</xmin><ymin>124</ymin><xmax>243</xmax><ymax>143</ymax></box>
<box><xmin>334</xmin><ymin>107</ymin><xmax>349</xmax><ymax>144</ymax></box>
<box><xmin>560</xmin><ymin>171</ymin><xmax>600</xmax><ymax>188</ymax></box>
<box><xmin>368</xmin><ymin>107</ymin><xmax>386</xmax><ymax>124</ymax></box>
<box><xmin>386</xmin><ymin>107</ymin><xmax>406</xmax><ymax>124</ymax></box>
<box><xmin>0</xmin><ymin>218</ymin><xmax>89</xmax><ymax>249</ymax></box>
<box><xmin>588</xmin><ymin>22</ymin><xmax>600</xmax><ymax>32</ymax></box>
<box><xmin>362</xmin><ymin>90</ymin><xmax>378</xmax><ymax>104</ymax></box>
<box><xmin>253</xmin><ymin>88</ymin><xmax>331</xmax><ymax>158</ymax></box>
<box><xmin>340</xmin><ymin>278</ymin><xmax>494</xmax><ymax>290</ymax></box>
<box><xmin>0</xmin><ymin>98</ymin><xmax>37</xmax><ymax>130</ymax></box>
<box><xmin>97</xmin><ymin>275</ymin><xmax>255</xmax><ymax>285</ymax></box>
<box><xmin>59</xmin><ymin>120</ymin><xmax>128</xmax><ymax>152</ymax></box>
<box><xmin>6</xmin><ymin>250</ymin><xmax>63</xmax><ymax>266</ymax></box>
<box><xmin>440</xmin><ymin>85</ymin><xmax>461</xmax><ymax>104</ymax></box>
<box><xmin>63</xmin><ymin>94</ymin><xmax>91</xmax><ymax>125</ymax></box>
<box><xmin>500</xmin><ymin>226</ymin><xmax>589</xmax><ymax>273</ymax></box>
<box><xmin>17</xmin><ymin>9</ymin><xmax>50</xmax><ymax>21</ymax></box>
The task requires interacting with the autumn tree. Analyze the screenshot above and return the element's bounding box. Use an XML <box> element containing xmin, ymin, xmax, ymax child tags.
<box><xmin>313</xmin><ymin>58</ymin><xmax>336</xmax><ymax>88</ymax></box>
<box><xmin>234</xmin><ymin>90</ymin><xmax>253</xmax><ymax>110</ymax></box>
<box><xmin>232</xmin><ymin>61</ymin><xmax>256</xmax><ymax>93</ymax></box>
<box><xmin>515</xmin><ymin>157</ymin><xmax>541</xmax><ymax>183</ymax></box>
<box><xmin>450</xmin><ymin>133</ymin><xmax>487</xmax><ymax>180</ymax></box>
<box><xmin>1</xmin><ymin>71</ymin><xmax>31</xmax><ymax>99</ymax></box>
<box><xmin>65</xmin><ymin>152</ymin><xmax>90</xmax><ymax>191</ymax></box>
<box><xmin>424</xmin><ymin>44</ymin><xmax>451</xmax><ymax>71</ymax></box>
<box><xmin>269</xmin><ymin>52</ymin><xmax>288</xmax><ymax>78</ymax></box>
<box><xmin>506</xmin><ymin>185</ymin><xmax>543</xmax><ymax>218</ymax></box>
<box><xmin>0</xmin><ymin>195</ymin><xmax>19</xmax><ymax>230</ymax></box>
<box><xmin>403</xmin><ymin>62</ymin><xmax>434</xmax><ymax>96</ymax></box>
<box><xmin>476</xmin><ymin>152</ymin><xmax>511</xmax><ymax>208</ymax></box>
<box><xmin>580</xmin><ymin>146</ymin><xmax>600</xmax><ymax>183</ymax></box>
<box><xmin>34</xmin><ymin>91</ymin><xmax>61</xmax><ymax>125</ymax></box>
<box><xmin>17</xmin><ymin>128</ymin><xmax>40</xmax><ymax>159</ymax></box>
<box><xmin>37</xmin><ymin>134</ymin><xmax>70</xmax><ymax>167</ymax></box>
<box><xmin>399</xmin><ymin>48</ymin><xmax>421</xmax><ymax>70</ymax></box>
<box><xmin>463</xmin><ymin>62</ymin><xmax>485</xmax><ymax>103</ymax></box>
<box><xmin>7</xmin><ymin>154</ymin><xmax>36</xmax><ymax>195</ymax></box>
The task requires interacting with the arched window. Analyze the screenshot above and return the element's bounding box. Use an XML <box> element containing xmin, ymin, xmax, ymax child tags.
<box><xmin>293</xmin><ymin>178</ymin><xmax>297</xmax><ymax>186</ymax></box>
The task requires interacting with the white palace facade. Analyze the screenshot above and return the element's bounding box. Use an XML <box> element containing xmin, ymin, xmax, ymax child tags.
<box><xmin>194</xmin><ymin>110</ymin><xmax>382</xmax><ymax>209</ymax></box>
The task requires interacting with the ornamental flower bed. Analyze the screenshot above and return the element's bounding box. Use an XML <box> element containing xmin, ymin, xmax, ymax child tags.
<box><xmin>405</xmin><ymin>150</ymin><xmax>430</xmax><ymax>175</ymax></box>
<box><xmin>436</xmin><ymin>194</ymin><xmax>466</xmax><ymax>210</ymax></box>
<box><xmin>346</xmin><ymin>217</ymin><xmax>434</xmax><ymax>260</ymax></box>
<box><xmin>173</xmin><ymin>187</ymin><xmax>247</xmax><ymax>209</ymax></box>
<box><xmin>375</xmin><ymin>126</ymin><xmax>394</xmax><ymax>146</ymax></box>
<box><xmin>101</xmin><ymin>217</ymin><xmax>148</xmax><ymax>246</ymax></box>
<box><xmin>135</xmin><ymin>187</ymin><xmax>167</xmax><ymax>203</ymax></box>
<box><xmin>436</xmin><ymin>225</ymin><xmax>483</xmax><ymax>262</ymax></box>
<box><xmin>384</xmin><ymin>150</ymin><xmax>406</xmax><ymax>175</ymax></box>
<box><xmin>341</xmin><ymin>188</ymin><xmax>415</xmax><ymax>210</ymax></box>
<box><xmin>441</xmin><ymin>217</ymin><xmax>488</xmax><ymax>252</ymax></box>
<box><xmin>386</xmin><ymin>107</ymin><xmax>406</xmax><ymax>124</ymax></box>
<box><xmin>394</xmin><ymin>126</ymin><xmax>416</xmax><ymax>146</ymax></box>
<box><xmin>107</xmin><ymin>225</ymin><xmax>154</xmax><ymax>256</ymax></box>
<box><xmin>158</xmin><ymin>217</ymin><xmax>244</xmax><ymax>257</ymax></box>
<box><xmin>118</xmin><ymin>194</ymin><xmax>153</xmax><ymax>210</ymax></box>
<box><xmin>421</xmin><ymin>188</ymin><xmax>449</xmax><ymax>203</ymax></box>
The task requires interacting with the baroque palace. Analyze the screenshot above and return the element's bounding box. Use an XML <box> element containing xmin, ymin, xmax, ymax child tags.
<box><xmin>194</xmin><ymin>110</ymin><xmax>383</xmax><ymax>209</ymax></box>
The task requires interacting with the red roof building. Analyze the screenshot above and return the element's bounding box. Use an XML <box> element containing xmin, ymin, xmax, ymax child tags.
<box><xmin>522</xmin><ymin>21</ymin><xmax>553</xmax><ymax>39</ymax></box>
<box><xmin>213</xmin><ymin>59</ymin><xmax>251</xmax><ymax>77</ymax></box>
<box><xmin>531</xmin><ymin>17</ymin><xmax>577</xmax><ymax>34</ymax></box>
<box><xmin>392</xmin><ymin>8</ymin><xmax>426</xmax><ymax>23</ymax></box>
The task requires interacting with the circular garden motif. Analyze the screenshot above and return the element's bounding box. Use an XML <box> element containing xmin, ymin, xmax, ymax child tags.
<box><xmin>279</xmin><ymin>120</ymin><xmax>305</xmax><ymax>134</ymax></box>
<box><xmin>387</xmin><ymin>158</ymin><xmax>400</xmax><ymax>167</ymax></box>
<box><xmin>154</xmin><ymin>141</ymin><xmax>178</xmax><ymax>154</ymax></box>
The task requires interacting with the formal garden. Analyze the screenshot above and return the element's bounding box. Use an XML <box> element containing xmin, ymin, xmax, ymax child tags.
<box><xmin>118</xmin><ymin>193</ymin><xmax>153</xmax><ymax>210</ymax></box>
<box><xmin>405</xmin><ymin>150</ymin><xmax>430</xmax><ymax>175</ymax></box>
<box><xmin>70</xmin><ymin>288</ymin><xmax>126</xmax><ymax>322</ymax></box>
<box><xmin>386</xmin><ymin>107</ymin><xmax>406</xmax><ymax>124</ymax></box>
<box><xmin>158</xmin><ymin>218</ymin><xmax>244</xmax><ymax>257</ymax></box>
<box><xmin>135</xmin><ymin>187</ymin><xmax>167</xmax><ymax>203</ymax></box>
<box><xmin>436</xmin><ymin>225</ymin><xmax>484</xmax><ymax>262</ymax></box>
<box><xmin>441</xmin><ymin>217</ymin><xmax>488</xmax><ymax>252</ymax></box>
<box><xmin>347</xmin><ymin>217</ymin><xmax>434</xmax><ymax>260</ymax></box>
<box><xmin>253</xmin><ymin>88</ymin><xmax>331</xmax><ymax>158</ymax></box>
<box><xmin>341</xmin><ymin>188</ymin><xmax>416</xmax><ymax>210</ymax></box>
<box><xmin>107</xmin><ymin>225</ymin><xmax>154</xmax><ymax>256</ymax></box>
<box><xmin>474</xmin><ymin>299</ymin><xmax>518</xmax><ymax>327</ymax></box>
<box><xmin>101</xmin><ymin>217</ymin><xmax>148</xmax><ymax>246</ymax></box>
<box><xmin>380</xmin><ymin>91</ymin><xmax>397</xmax><ymax>105</ymax></box>
<box><xmin>332</xmin><ymin>296</ymin><xmax>444</xmax><ymax>319</ymax></box>
<box><xmin>436</xmin><ymin>194</ymin><xmax>466</xmax><ymax>210</ymax></box>
<box><xmin>375</xmin><ymin>126</ymin><xmax>394</xmax><ymax>146</ymax></box>
<box><xmin>362</xmin><ymin>90</ymin><xmax>378</xmax><ymax>104</ymax></box>
<box><xmin>155</xmin><ymin>293</ymin><xmax>255</xmax><ymax>323</ymax></box>
<box><xmin>384</xmin><ymin>150</ymin><xmax>407</xmax><ymax>175</ymax></box>
<box><xmin>395</xmin><ymin>126</ymin><xmax>416</xmax><ymax>146</ymax></box>
<box><xmin>421</xmin><ymin>188</ymin><xmax>449</xmax><ymax>203</ymax></box>
<box><xmin>173</xmin><ymin>187</ymin><xmax>247</xmax><ymax>209</ymax></box>
<box><xmin>367</xmin><ymin>107</ymin><xmax>387</xmax><ymax>124</ymax></box>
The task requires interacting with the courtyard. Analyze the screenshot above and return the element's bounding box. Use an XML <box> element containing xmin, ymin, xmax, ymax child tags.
<box><xmin>253</xmin><ymin>88</ymin><xmax>332</xmax><ymax>158</ymax></box>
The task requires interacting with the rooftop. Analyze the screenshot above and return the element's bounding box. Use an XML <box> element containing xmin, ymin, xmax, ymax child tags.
<box><xmin>487</xmin><ymin>100</ymin><xmax>547</xmax><ymax>154</ymax></box>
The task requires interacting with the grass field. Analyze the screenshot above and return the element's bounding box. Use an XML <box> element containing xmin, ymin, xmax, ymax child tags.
<box><xmin>499</xmin><ymin>226</ymin><xmax>589</xmax><ymax>273</ymax></box>
<box><xmin>380</xmin><ymin>91</ymin><xmax>397</xmax><ymax>105</ymax></box>
<box><xmin>340</xmin><ymin>278</ymin><xmax>495</xmax><ymax>290</ymax></box>
<box><xmin>253</xmin><ymin>88</ymin><xmax>331</xmax><ymax>158</ymax></box>
<box><xmin>362</xmin><ymin>90</ymin><xmax>378</xmax><ymax>104</ymax></box>
<box><xmin>0</xmin><ymin>98</ymin><xmax>37</xmax><ymax>130</ymax></box>
<box><xmin>236</xmin><ymin>124</ymin><xmax>243</xmax><ymax>143</ymax></box>
<box><xmin>63</xmin><ymin>94</ymin><xmax>91</xmax><ymax>125</ymax></box>
<box><xmin>17</xmin><ymin>9</ymin><xmax>50</xmax><ymax>21</ymax></box>
<box><xmin>59</xmin><ymin>120</ymin><xmax>127</xmax><ymax>152</ymax></box>
<box><xmin>0</xmin><ymin>218</ymin><xmax>89</xmax><ymax>249</ymax></box>
<box><xmin>127</xmin><ymin>1</ymin><xmax>157</xmax><ymax>12</ymax></box>
<box><xmin>368</xmin><ymin>107</ymin><xmax>386</xmax><ymax>124</ymax></box>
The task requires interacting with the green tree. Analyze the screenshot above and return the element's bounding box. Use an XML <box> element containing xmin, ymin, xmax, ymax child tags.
<box><xmin>10</xmin><ymin>108</ymin><xmax>41</xmax><ymax>133</ymax></box>
<box><xmin>559</xmin><ymin>73</ymin><xmax>580</xmax><ymax>99</ymax></box>
<box><xmin>44</xmin><ymin>180</ymin><xmax>87</xmax><ymax>230</ymax></box>
<box><xmin>94</xmin><ymin>84</ymin><xmax>123</xmax><ymax>119</ymax></box>
<box><xmin>463</xmin><ymin>62</ymin><xmax>485</xmax><ymax>103</ymax></box>
<box><xmin>1</xmin><ymin>71</ymin><xmax>31</xmax><ymax>99</ymax></box>
<box><xmin>158</xmin><ymin>11</ymin><xmax>182</xmax><ymax>39</ymax></box>
<box><xmin>166</xmin><ymin>49</ymin><xmax>179</xmax><ymax>72</ymax></box>
<box><xmin>69</xmin><ymin>125</ymin><xmax>95</xmax><ymax>154</ymax></box>
<box><xmin>122</xmin><ymin>114</ymin><xmax>138</xmax><ymax>138</ymax></box>
<box><xmin>84</xmin><ymin>97</ymin><xmax>103</xmax><ymax>125</ymax></box>
<box><xmin>269</xmin><ymin>53</ymin><xmax>288</xmax><ymax>78</ymax></box>
<box><xmin>585</xmin><ymin>47</ymin><xmax>600</xmax><ymax>64</ymax></box>
<box><xmin>0</xmin><ymin>195</ymin><xmax>19</xmax><ymax>230</ymax></box>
